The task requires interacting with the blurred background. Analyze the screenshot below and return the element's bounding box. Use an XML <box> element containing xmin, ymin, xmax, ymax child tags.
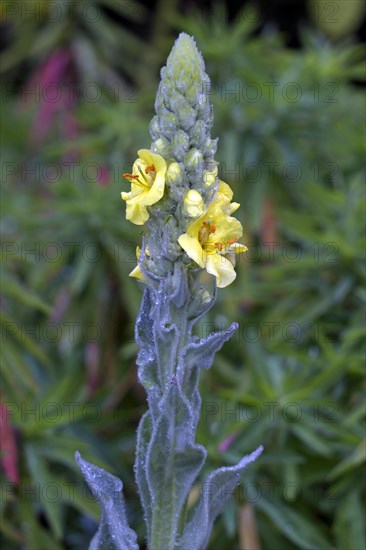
<box><xmin>1</xmin><ymin>1</ymin><xmax>365</xmax><ymax>549</ymax></box>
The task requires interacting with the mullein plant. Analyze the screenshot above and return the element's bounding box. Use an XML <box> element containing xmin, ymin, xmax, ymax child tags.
<box><xmin>76</xmin><ymin>33</ymin><xmax>263</xmax><ymax>550</ymax></box>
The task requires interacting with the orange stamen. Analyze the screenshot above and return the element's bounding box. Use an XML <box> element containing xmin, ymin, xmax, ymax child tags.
<box><xmin>210</xmin><ymin>224</ymin><xmax>216</xmax><ymax>233</ymax></box>
<box><xmin>145</xmin><ymin>164</ymin><xmax>155</xmax><ymax>174</ymax></box>
<box><xmin>122</xmin><ymin>173</ymin><xmax>139</xmax><ymax>180</ymax></box>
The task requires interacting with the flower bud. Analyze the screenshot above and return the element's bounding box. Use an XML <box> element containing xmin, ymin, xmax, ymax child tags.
<box><xmin>172</xmin><ymin>130</ymin><xmax>190</xmax><ymax>161</ymax></box>
<box><xmin>200</xmin><ymin>289</ymin><xmax>212</xmax><ymax>304</ymax></box>
<box><xmin>184</xmin><ymin>148</ymin><xmax>203</xmax><ymax>171</ymax></box>
<box><xmin>152</xmin><ymin>137</ymin><xmax>170</xmax><ymax>158</ymax></box>
<box><xmin>183</xmin><ymin>190</ymin><xmax>204</xmax><ymax>217</ymax></box>
<box><xmin>166</xmin><ymin>162</ymin><xmax>183</xmax><ymax>185</ymax></box>
<box><xmin>149</xmin><ymin>116</ymin><xmax>160</xmax><ymax>139</ymax></box>
<box><xmin>203</xmin><ymin>164</ymin><xmax>218</xmax><ymax>186</ymax></box>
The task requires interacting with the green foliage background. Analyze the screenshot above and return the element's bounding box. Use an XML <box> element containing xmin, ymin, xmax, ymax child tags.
<box><xmin>1</xmin><ymin>1</ymin><xmax>365</xmax><ymax>549</ymax></box>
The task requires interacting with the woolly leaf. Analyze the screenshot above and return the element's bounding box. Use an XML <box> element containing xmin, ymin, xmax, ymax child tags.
<box><xmin>182</xmin><ymin>322</ymin><xmax>238</xmax><ymax>371</ymax></box>
<box><xmin>134</xmin><ymin>411</ymin><xmax>153</xmax><ymax>539</ymax></box>
<box><xmin>75</xmin><ymin>452</ymin><xmax>139</xmax><ymax>550</ymax></box>
<box><xmin>135</xmin><ymin>290</ymin><xmax>157</xmax><ymax>383</ymax></box>
<box><xmin>179</xmin><ymin>445</ymin><xmax>263</xmax><ymax>550</ymax></box>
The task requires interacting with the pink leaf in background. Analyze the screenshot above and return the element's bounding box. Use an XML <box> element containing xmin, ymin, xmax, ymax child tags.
<box><xmin>260</xmin><ymin>195</ymin><xmax>278</xmax><ymax>248</ymax></box>
<box><xmin>218</xmin><ymin>431</ymin><xmax>238</xmax><ymax>453</ymax></box>
<box><xmin>85</xmin><ymin>342</ymin><xmax>100</xmax><ymax>397</ymax></box>
<box><xmin>97</xmin><ymin>165</ymin><xmax>110</xmax><ymax>186</ymax></box>
<box><xmin>22</xmin><ymin>47</ymin><xmax>79</xmax><ymax>157</ymax></box>
<box><xmin>0</xmin><ymin>402</ymin><xmax>19</xmax><ymax>485</ymax></box>
<box><xmin>49</xmin><ymin>287</ymin><xmax>71</xmax><ymax>324</ymax></box>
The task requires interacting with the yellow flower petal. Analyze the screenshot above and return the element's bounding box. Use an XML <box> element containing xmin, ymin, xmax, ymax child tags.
<box><xmin>178</xmin><ymin>233</ymin><xmax>205</xmax><ymax>268</ymax></box>
<box><xmin>129</xmin><ymin>264</ymin><xmax>144</xmax><ymax>280</ymax></box>
<box><xmin>230</xmin><ymin>242</ymin><xmax>248</xmax><ymax>254</ymax></box>
<box><xmin>208</xmin><ymin>213</ymin><xmax>243</xmax><ymax>244</ymax></box>
<box><xmin>129</xmin><ymin>246</ymin><xmax>145</xmax><ymax>281</ymax></box>
<box><xmin>205</xmin><ymin>254</ymin><xmax>237</xmax><ymax>288</ymax></box>
<box><xmin>137</xmin><ymin>149</ymin><xmax>166</xmax><ymax>173</ymax></box>
<box><xmin>122</xmin><ymin>192</ymin><xmax>150</xmax><ymax>225</ymax></box>
<box><xmin>218</xmin><ymin>180</ymin><xmax>233</xmax><ymax>202</ymax></box>
<box><xmin>226</xmin><ymin>202</ymin><xmax>240</xmax><ymax>215</ymax></box>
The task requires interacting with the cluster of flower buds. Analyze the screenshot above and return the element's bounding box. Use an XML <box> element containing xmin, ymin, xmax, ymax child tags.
<box><xmin>121</xmin><ymin>34</ymin><xmax>247</xmax><ymax>288</ymax></box>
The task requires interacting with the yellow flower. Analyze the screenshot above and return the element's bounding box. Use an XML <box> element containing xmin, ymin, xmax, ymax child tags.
<box><xmin>129</xmin><ymin>246</ymin><xmax>151</xmax><ymax>281</ymax></box>
<box><xmin>121</xmin><ymin>149</ymin><xmax>166</xmax><ymax>225</ymax></box>
<box><xmin>178</xmin><ymin>202</ymin><xmax>247</xmax><ymax>288</ymax></box>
